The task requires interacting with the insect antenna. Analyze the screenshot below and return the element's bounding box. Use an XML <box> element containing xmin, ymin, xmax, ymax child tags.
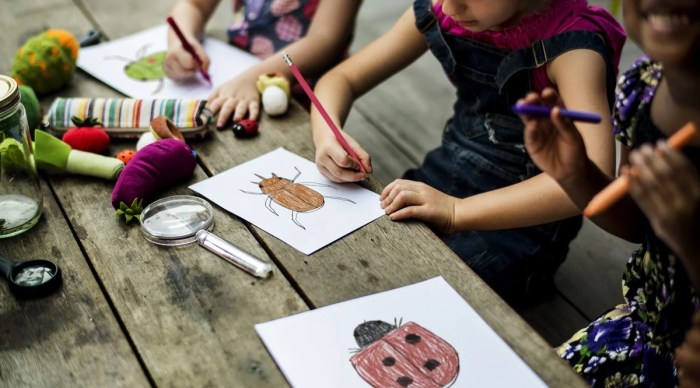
<box><xmin>348</xmin><ymin>347</ymin><xmax>363</xmax><ymax>354</ymax></box>
<box><xmin>255</xmin><ymin>173</ymin><xmax>266</xmax><ymax>180</ymax></box>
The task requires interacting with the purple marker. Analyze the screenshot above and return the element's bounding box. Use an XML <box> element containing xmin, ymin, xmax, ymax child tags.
<box><xmin>512</xmin><ymin>104</ymin><xmax>602</xmax><ymax>124</ymax></box>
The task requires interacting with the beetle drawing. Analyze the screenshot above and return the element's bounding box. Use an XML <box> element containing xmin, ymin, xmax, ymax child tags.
<box><xmin>240</xmin><ymin>167</ymin><xmax>355</xmax><ymax>230</ymax></box>
<box><xmin>350</xmin><ymin>319</ymin><xmax>460</xmax><ymax>387</ymax></box>
<box><xmin>105</xmin><ymin>44</ymin><xmax>167</xmax><ymax>94</ymax></box>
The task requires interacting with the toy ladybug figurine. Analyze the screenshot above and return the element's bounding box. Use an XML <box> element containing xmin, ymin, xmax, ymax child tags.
<box><xmin>232</xmin><ymin>119</ymin><xmax>259</xmax><ymax>138</ymax></box>
<box><xmin>350</xmin><ymin>320</ymin><xmax>460</xmax><ymax>387</ymax></box>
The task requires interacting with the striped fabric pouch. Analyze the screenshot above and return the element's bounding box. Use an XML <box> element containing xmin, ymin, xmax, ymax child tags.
<box><xmin>45</xmin><ymin>98</ymin><xmax>212</xmax><ymax>139</ymax></box>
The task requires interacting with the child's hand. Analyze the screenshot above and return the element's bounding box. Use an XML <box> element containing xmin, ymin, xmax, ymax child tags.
<box><xmin>626</xmin><ymin>142</ymin><xmax>700</xmax><ymax>259</ymax></box>
<box><xmin>519</xmin><ymin>88</ymin><xmax>588</xmax><ymax>185</ymax></box>
<box><xmin>208</xmin><ymin>75</ymin><xmax>261</xmax><ymax>126</ymax></box>
<box><xmin>676</xmin><ymin>311</ymin><xmax>700</xmax><ymax>387</ymax></box>
<box><xmin>314</xmin><ymin>130</ymin><xmax>371</xmax><ymax>183</ymax></box>
<box><xmin>164</xmin><ymin>38</ymin><xmax>210</xmax><ymax>82</ymax></box>
<box><xmin>380</xmin><ymin>179</ymin><xmax>457</xmax><ymax>234</ymax></box>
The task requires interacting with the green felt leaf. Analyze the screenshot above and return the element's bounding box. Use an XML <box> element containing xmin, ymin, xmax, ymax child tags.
<box><xmin>34</xmin><ymin>129</ymin><xmax>71</xmax><ymax>169</ymax></box>
<box><xmin>115</xmin><ymin>198</ymin><xmax>144</xmax><ymax>224</ymax></box>
<box><xmin>70</xmin><ymin>116</ymin><xmax>102</xmax><ymax>127</ymax></box>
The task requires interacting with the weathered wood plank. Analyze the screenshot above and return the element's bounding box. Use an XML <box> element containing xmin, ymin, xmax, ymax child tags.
<box><xmin>47</xmin><ymin>166</ymin><xmax>305</xmax><ymax>386</ymax></box>
<box><xmin>1</xmin><ymin>1</ymin><xmax>148</xmax><ymax>386</ymax></box>
<box><xmin>0</xmin><ymin>183</ymin><xmax>149</xmax><ymax>387</ymax></box>
<box><xmin>556</xmin><ymin>219</ymin><xmax>636</xmax><ymax>320</ymax></box>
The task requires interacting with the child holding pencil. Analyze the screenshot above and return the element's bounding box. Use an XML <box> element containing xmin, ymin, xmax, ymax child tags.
<box><xmin>163</xmin><ymin>0</ymin><xmax>362</xmax><ymax>127</ymax></box>
<box><xmin>519</xmin><ymin>0</ymin><xmax>700</xmax><ymax>383</ymax></box>
<box><xmin>310</xmin><ymin>0</ymin><xmax>625</xmax><ymax>303</ymax></box>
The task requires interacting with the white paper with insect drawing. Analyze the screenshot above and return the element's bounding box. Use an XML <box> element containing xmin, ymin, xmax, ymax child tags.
<box><xmin>189</xmin><ymin>148</ymin><xmax>384</xmax><ymax>255</ymax></box>
<box><xmin>255</xmin><ymin>276</ymin><xmax>546</xmax><ymax>388</ymax></box>
<box><xmin>77</xmin><ymin>25</ymin><xmax>260</xmax><ymax>99</ymax></box>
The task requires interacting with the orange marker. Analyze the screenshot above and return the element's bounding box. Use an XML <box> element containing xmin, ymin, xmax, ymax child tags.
<box><xmin>583</xmin><ymin>122</ymin><xmax>698</xmax><ymax>218</ymax></box>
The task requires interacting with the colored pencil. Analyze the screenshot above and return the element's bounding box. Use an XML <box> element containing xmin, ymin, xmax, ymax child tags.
<box><xmin>512</xmin><ymin>104</ymin><xmax>602</xmax><ymax>123</ymax></box>
<box><xmin>283</xmin><ymin>53</ymin><xmax>366</xmax><ymax>173</ymax></box>
<box><xmin>583</xmin><ymin>122</ymin><xmax>698</xmax><ymax>218</ymax></box>
<box><xmin>166</xmin><ymin>16</ymin><xmax>212</xmax><ymax>84</ymax></box>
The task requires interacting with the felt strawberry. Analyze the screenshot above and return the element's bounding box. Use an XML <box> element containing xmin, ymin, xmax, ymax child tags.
<box><xmin>62</xmin><ymin>116</ymin><xmax>110</xmax><ymax>154</ymax></box>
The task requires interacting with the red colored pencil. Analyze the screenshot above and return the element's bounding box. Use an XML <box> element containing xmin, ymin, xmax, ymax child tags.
<box><xmin>583</xmin><ymin>122</ymin><xmax>698</xmax><ymax>217</ymax></box>
<box><xmin>166</xmin><ymin>16</ymin><xmax>211</xmax><ymax>84</ymax></box>
<box><xmin>283</xmin><ymin>53</ymin><xmax>366</xmax><ymax>173</ymax></box>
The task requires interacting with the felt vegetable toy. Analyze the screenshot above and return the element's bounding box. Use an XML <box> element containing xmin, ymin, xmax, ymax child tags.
<box><xmin>116</xmin><ymin>149</ymin><xmax>136</xmax><ymax>165</ymax></box>
<box><xmin>61</xmin><ymin>116</ymin><xmax>110</xmax><ymax>153</ymax></box>
<box><xmin>150</xmin><ymin>115</ymin><xmax>185</xmax><ymax>142</ymax></box>
<box><xmin>33</xmin><ymin>129</ymin><xmax>123</xmax><ymax>180</ymax></box>
<box><xmin>256</xmin><ymin>73</ymin><xmax>290</xmax><ymax>116</ymax></box>
<box><xmin>232</xmin><ymin>119</ymin><xmax>259</xmax><ymax>138</ymax></box>
<box><xmin>136</xmin><ymin>131</ymin><xmax>157</xmax><ymax>151</ymax></box>
<box><xmin>111</xmin><ymin>138</ymin><xmax>196</xmax><ymax>222</ymax></box>
<box><xmin>18</xmin><ymin>85</ymin><xmax>41</xmax><ymax>136</ymax></box>
<box><xmin>11</xmin><ymin>29</ymin><xmax>79</xmax><ymax>95</ymax></box>
<box><xmin>135</xmin><ymin>115</ymin><xmax>185</xmax><ymax>151</ymax></box>
<box><xmin>0</xmin><ymin>137</ymin><xmax>30</xmax><ymax>173</ymax></box>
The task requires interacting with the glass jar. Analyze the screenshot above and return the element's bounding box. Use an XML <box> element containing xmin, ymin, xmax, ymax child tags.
<box><xmin>0</xmin><ymin>75</ymin><xmax>43</xmax><ymax>237</ymax></box>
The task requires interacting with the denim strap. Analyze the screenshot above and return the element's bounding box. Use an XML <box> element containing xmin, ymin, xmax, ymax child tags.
<box><xmin>413</xmin><ymin>0</ymin><xmax>456</xmax><ymax>76</ymax></box>
<box><xmin>496</xmin><ymin>30</ymin><xmax>615</xmax><ymax>106</ymax></box>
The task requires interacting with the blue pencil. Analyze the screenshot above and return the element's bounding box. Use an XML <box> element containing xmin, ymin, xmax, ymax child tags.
<box><xmin>512</xmin><ymin>104</ymin><xmax>602</xmax><ymax>124</ymax></box>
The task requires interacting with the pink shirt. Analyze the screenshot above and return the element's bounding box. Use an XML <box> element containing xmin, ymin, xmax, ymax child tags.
<box><xmin>433</xmin><ymin>0</ymin><xmax>626</xmax><ymax>91</ymax></box>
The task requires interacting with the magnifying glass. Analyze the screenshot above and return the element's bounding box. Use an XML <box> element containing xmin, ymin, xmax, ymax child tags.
<box><xmin>140</xmin><ymin>195</ymin><xmax>272</xmax><ymax>278</ymax></box>
<box><xmin>0</xmin><ymin>253</ymin><xmax>62</xmax><ymax>298</ymax></box>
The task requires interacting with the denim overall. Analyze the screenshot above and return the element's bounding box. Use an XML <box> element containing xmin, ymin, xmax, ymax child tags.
<box><xmin>410</xmin><ymin>0</ymin><xmax>616</xmax><ymax>303</ymax></box>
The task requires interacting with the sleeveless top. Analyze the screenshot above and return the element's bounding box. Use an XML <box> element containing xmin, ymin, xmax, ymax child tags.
<box><xmin>228</xmin><ymin>0</ymin><xmax>319</xmax><ymax>58</ymax></box>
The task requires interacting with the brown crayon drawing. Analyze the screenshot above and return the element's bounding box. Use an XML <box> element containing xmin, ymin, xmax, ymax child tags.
<box><xmin>241</xmin><ymin>167</ymin><xmax>355</xmax><ymax>230</ymax></box>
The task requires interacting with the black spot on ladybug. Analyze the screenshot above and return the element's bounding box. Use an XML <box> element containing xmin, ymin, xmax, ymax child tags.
<box><xmin>424</xmin><ymin>359</ymin><xmax>441</xmax><ymax>371</ymax></box>
<box><xmin>397</xmin><ymin>376</ymin><xmax>413</xmax><ymax>386</ymax></box>
<box><xmin>353</xmin><ymin>320</ymin><xmax>396</xmax><ymax>348</ymax></box>
<box><xmin>405</xmin><ymin>333</ymin><xmax>421</xmax><ymax>344</ymax></box>
<box><xmin>232</xmin><ymin>119</ymin><xmax>259</xmax><ymax>138</ymax></box>
<box><xmin>382</xmin><ymin>356</ymin><xmax>396</xmax><ymax>366</ymax></box>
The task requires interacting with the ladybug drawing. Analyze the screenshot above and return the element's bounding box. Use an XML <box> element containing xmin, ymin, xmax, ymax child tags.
<box><xmin>105</xmin><ymin>44</ymin><xmax>167</xmax><ymax>94</ymax></box>
<box><xmin>350</xmin><ymin>319</ymin><xmax>460</xmax><ymax>387</ymax></box>
<box><xmin>240</xmin><ymin>166</ymin><xmax>355</xmax><ymax>230</ymax></box>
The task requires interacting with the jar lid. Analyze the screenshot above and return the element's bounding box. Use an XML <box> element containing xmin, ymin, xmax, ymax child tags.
<box><xmin>0</xmin><ymin>75</ymin><xmax>20</xmax><ymax>113</ymax></box>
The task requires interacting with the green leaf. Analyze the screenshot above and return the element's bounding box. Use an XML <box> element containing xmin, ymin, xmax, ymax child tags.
<box><xmin>114</xmin><ymin>198</ymin><xmax>144</xmax><ymax>223</ymax></box>
<box><xmin>70</xmin><ymin>116</ymin><xmax>102</xmax><ymax>128</ymax></box>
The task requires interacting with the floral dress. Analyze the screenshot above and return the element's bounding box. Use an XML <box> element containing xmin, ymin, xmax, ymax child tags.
<box><xmin>228</xmin><ymin>0</ymin><xmax>318</xmax><ymax>58</ymax></box>
<box><xmin>556</xmin><ymin>57</ymin><xmax>700</xmax><ymax>387</ymax></box>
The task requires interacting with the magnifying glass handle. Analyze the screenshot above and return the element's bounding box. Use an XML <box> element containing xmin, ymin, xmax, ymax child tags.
<box><xmin>195</xmin><ymin>230</ymin><xmax>272</xmax><ymax>278</ymax></box>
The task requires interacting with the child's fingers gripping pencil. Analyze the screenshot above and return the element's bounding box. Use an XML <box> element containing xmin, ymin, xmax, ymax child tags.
<box><xmin>583</xmin><ymin>122</ymin><xmax>698</xmax><ymax>218</ymax></box>
<box><xmin>282</xmin><ymin>53</ymin><xmax>367</xmax><ymax>174</ymax></box>
<box><xmin>166</xmin><ymin>16</ymin><xmax>212</xmax><ymax>84</ymax></box>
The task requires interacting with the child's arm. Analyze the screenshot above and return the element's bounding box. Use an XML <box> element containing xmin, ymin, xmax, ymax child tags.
<box><xmin>518</xmin><ymin>87</ymin><xmax>645</xmax><ymax>241</ymax></box>
<box><xmin>627</xmin><ymin>142</ymin><xmax>700</xmax><ymax>289</ymax></box>
<box><xmin>208</xmin><ymin>0</ymin><xmax>362</xmax><ymax>126</ymax></box>
<box><xmin>383</xmin><ymin>49</ymin><xmax>621</xmax><ymax>235</ymax></box>
<box><xmin>164</xmin><ymin>0</ymin><xmax>219</xmax><ymax>81</ymax></box>
<box><xmin>311</xmin><ymin>7</ymin><xmax>429</xmax><ymax>182</ymax></box>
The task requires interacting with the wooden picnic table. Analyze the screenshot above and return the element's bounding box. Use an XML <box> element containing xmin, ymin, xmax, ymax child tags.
<box><xmin>0</xmin><ymin>1</ymin><xmax>585</xmax><ymax>386</ymax></box>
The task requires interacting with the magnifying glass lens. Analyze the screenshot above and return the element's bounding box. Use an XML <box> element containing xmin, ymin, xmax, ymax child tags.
<box><xmin>14</xmin><ymin>264</ymin><xmax>55</xmax><ymax>286</ymax></box>
<box><xmin>141</xmin><ymin>196</ymin><xmax>214</xmax><ymax>243</ymax></box>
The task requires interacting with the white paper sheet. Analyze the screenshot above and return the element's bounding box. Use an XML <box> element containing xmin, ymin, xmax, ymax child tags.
<box><xmin>255</xmin><ymin>277</ymin><xmax>545</xmax><ymax>388</ymax></box>
<box><xmin>189</xmin><ymin>148</ymin><xmax>384</xmax><ymax>255</ymax></box>
<box><xmin>77</xmin><ymin>25</ymin><xmax>260</xmax><ymax>99</ymax></box>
